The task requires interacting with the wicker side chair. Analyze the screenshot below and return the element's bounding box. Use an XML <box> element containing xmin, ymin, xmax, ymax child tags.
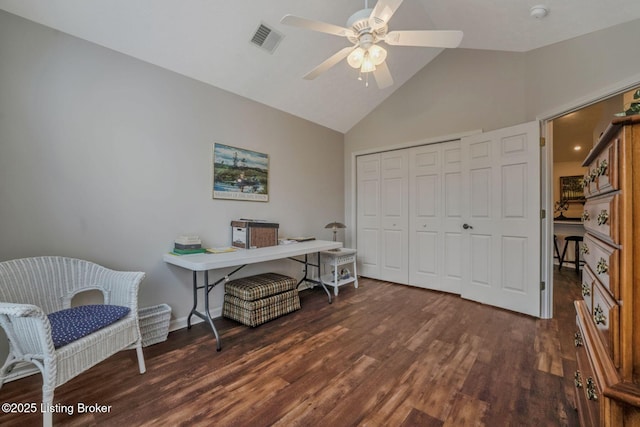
<box><xmin>0</xmin><ymin>257</ymin><xmax>146</xmax><ymax>427</ymax></box>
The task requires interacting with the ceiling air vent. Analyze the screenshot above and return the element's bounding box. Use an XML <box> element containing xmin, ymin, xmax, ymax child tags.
<box><xmin>250</xmin><ymin>22</ymin><xmax>283</xmax><ymax>54</ymax></box>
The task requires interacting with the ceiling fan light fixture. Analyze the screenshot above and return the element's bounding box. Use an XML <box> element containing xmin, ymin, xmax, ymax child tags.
<box><xmin>368</xmin><ymin>45</ymin><xmax>387</xmax><ymax>65</ymax></box>
<box><xmin>347</xmin><ymin>47</ymin><xmax>365</xmax><ymax>68</ymax></box>
<box><xmin>348</xmin><ymin>45</ymin><xmax>386</xmax><ymax>73</ymax></box>
<box><xmin>360</xmin><ymin>52</ymin><xmax>377</xmax><ymax>73</ymax></box>
<box><xmin>281</xmin><ymin>0</ymin><xmax>462</xmax><ymax>89</ymax></box>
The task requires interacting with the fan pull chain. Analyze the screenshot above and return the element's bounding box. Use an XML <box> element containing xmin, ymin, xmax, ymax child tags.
<box><xmin>357</xmin><ymin>71</ymin><xmax>370</xmax><ymax>88</ymax></box>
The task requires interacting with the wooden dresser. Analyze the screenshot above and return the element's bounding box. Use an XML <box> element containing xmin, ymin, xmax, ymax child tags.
<box><xmin>574</xmin><ymin>115</ymin><xmax>640</xmax><ymax>426</ymax></box>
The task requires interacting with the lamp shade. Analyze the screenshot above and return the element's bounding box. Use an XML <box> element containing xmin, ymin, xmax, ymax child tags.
<box><xmin>325</xmin><ymin>222</ymin><xmax>346</xmax><ymax>230</ymax></box>
<box><xmin>325</xmin><ymin>222</ymin><xmax>347</xmax><ymax>242</ymax></box>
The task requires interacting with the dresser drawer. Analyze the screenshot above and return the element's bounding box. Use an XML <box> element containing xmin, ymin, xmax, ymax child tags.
<box><xmin>582</xmin><ymin>193</ymin><xmax>619</xmax><ymax>245</ymax></box>
<box><xmin>580</xmin><ymin>265</ymin><xmax>595</xmax><ymax>313</ymax></box>
<box><xmin>575</xmin><ymin>313</ymin><xmax>601</xmax><ymax>426</ymax></box>
<box><xmin>592</xmin><ymin>280</ymin><xmax>619</xmax><ymax>365</ymax></box>
<box><xmin>582</xmin><ymin>233</ymin><xmax>619</xmax><ymax>299</ymax></box>
<box><xmin>583</xmin><ymin>137</ymin><xmax>618</xmax><ymax>197</ymax></box>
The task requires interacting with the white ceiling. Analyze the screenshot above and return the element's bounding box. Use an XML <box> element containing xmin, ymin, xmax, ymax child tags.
<box><xmin>553</xmin><ymin>95</ymin><xmax>622</xmax><ymax>164</ymax></box>
<box><xmin>2</xmin><ymin>0</ymin><xmax>640</xmax><ymax>133</ymax></box>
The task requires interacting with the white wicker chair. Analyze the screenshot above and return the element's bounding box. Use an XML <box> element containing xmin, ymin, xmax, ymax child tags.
<box><xmin>0</xmin><ymin>257</ymin><xmax>146</xmax><ymax>427</ymax></box>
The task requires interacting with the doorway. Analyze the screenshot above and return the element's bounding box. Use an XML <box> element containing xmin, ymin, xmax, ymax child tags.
<box><xmin>541</xmin><ymin>84</ymin><xmax>639</xmax><ymax>318</ymax></box>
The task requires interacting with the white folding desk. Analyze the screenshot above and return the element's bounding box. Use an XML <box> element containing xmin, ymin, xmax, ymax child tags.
<box><xmin>163</xmin><ymin>240</ymin><xmax>341</xmax><ymax>351</ymax></box>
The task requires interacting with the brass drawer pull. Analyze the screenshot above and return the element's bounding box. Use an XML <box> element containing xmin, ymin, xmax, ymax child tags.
<box><xmin>574</xmin><ymin>331</ymin><xmax>583</xmax><ymax>347</ymax></box>
<box><xmin>581</xmin><ymin>244</ymin><xmax>589</xmax><ymax>255</ymax></box>
<box><xmin>574</xmin><ymin>371</ymin><xmax>583</xmax><ymax>388</ymax></box>
<box><xmin>581</xmin><ymin>282</ymin><xmax>591</xmax><ymax>297</ymax></box>
<box><xmin>597</xmin><ymin>209</ymin><xmax>609</xmax><ymax>226</ymax></box>
<box><xmin>594</xmin><ymin>305</ymin><xmax>606</xmax><ymax>326</ymax></box>
<box><xmin>586</xmin><ymin>378</ymin><xmax>598</xmax><ymax>401</ymax></box>
<box><xmin>582</xmin><ymin>210</ymin><xmax>590</xmax><ymax>222</ymax></box>
<box><xmin>597</xmin><ymin>159</ymin><xmax>608</xmax><ymax>178</ymax></box>
<box><xmin>596</xmin><ymin>258</ymin><xmax>608</xmax><ymax>274</ymax></box>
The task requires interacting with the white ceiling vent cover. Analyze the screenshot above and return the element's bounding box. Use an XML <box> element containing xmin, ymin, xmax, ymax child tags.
<box><xmin>250</xmin><ymin>23</ymin><xmax>283</xmax><ymax>54</ymax></box>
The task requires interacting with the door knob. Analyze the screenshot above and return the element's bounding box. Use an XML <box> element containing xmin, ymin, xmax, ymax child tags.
<box><xmin>463</xmin><ymin>223</ymin><xmax>473</xmax><ymax>230</ymax></box>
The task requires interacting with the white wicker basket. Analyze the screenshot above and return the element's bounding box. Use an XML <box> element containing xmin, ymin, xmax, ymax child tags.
<box><xmin>138</xmin><ymin>303</ymin><xmax>171</xmax><ymax>347</ymax></box>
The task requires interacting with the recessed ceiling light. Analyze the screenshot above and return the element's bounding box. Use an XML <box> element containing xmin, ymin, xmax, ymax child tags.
<box><xmin>530</xmin><ymin>5</ymin><xmax>549</xmax><ymax>19</ymax></box>
<box><xmin>574</xmin><ymin>145</ymin><xmax>582</xmax><ymax>151</ymax></box>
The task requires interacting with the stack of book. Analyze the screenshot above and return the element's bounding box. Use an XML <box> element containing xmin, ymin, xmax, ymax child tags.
<box><xmin>172</xmin><ymin>235</ymin><xmax>207</xmax><ymax>255</ymax></box>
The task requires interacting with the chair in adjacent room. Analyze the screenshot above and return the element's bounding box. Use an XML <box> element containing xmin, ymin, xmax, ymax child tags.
<box><xmin>559</xmin><ymin>235</ymin><xmax>584</xmax><ymax>274</ymax></box>
<box><xmin>553</xmin><ymin>234</ymin><xmax>561</xmax><ymax>262</ymax></box>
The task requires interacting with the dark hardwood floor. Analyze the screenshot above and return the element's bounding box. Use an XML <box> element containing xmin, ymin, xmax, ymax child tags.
<box><xmin>0</xmin><ymin>267</ymin><xmax>583</xmax><ymax>426</ymax></box>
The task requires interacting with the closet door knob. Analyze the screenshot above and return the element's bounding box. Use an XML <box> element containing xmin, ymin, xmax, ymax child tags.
<box><xmin>463</xmin><ymin>223</ymin><xmax>473</xmax><ymax>230</ymax></box>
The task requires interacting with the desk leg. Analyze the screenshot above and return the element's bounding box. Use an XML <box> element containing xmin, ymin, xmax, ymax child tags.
<box><xmin>184</xmin><ymin>265</ymin><xmax>247</xmax><ymax>351</ymax></box>
<box><xmin>333</xmin><ymin>258</ymin><xmax>339</xmax><ymax>296</ymax></box>
<box><xmin>187</xmin><ymin>271</ymin><xmax>198</xmax><ymax>329</ymax></box>
<box><xmin>317</xmin><ymin>252</ymin><xmax>332</xmax><ymax>304</ymax></box>
<box><xmin>203</xmin><ymin>270</ymin><xmax>222</xmax><ymax>352</ymax></box>
<box><xmin>353</xmin><ymin>257</ymin><xmax>359</xmax><ymax>289</ymax></box>
<box><xmin>293</xmin><ymin>253</ymin><xmax>332</xmax><ymax>304</ymax></box>
<box><xmin>186</xmin><ymin>270</ymin><xmax>222</xmax><ymax>352</ymax></box>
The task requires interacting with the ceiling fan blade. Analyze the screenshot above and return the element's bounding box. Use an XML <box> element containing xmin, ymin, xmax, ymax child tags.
<box><xmin>385</xmin><ymin>30</ymin><xmax>464</xmax><ymax>48</ymax></box>
<box><xmin>370</xmin><ymin>0</ymin><xmax>404</xmax><ymax>26</ymax></box>
<box><xmin>303</xmin><ymin>46</ymin><xmax>357</xmax><ymax>80</ymax></box>
<box><xmin>373</xmin><ymin>62</ymin><xmax>394</xmax><ymax>89</ymax></box>
<box><xmin>281</xmin><ymin>14</ymin><xmax>354</xmax><ymax>38</ymax></box>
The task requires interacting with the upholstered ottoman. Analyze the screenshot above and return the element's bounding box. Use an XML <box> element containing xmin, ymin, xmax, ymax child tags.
<box><xmin>222</xmin><ymin>272</ymin><xmax>300</xmax><ymax>327</ymax></box>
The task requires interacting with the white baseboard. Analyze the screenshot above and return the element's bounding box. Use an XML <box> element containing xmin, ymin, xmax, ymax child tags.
<box><xmin>3</xmin><ymin>308</ymin><xmax>223</xmax><ymax>384</ymax></box>
<box><xmin>168</xmin><ymin>306</ymin><xmax>222</xmax><ymax>332</ymax></box>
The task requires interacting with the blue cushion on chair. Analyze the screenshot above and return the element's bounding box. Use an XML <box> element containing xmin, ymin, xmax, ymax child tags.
<box><xmin>48</xmin><ymin>305</ymin><xmax>130</xmax><ymax>349</ymax></box>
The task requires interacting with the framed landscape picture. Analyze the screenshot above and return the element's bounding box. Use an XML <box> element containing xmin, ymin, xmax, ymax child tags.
<box><xmin>560</xmin><ymin>175</ymin><xmax>584</xmax><ymax>202</ymax></box>
<box><xmin>212</xmin><ymin>143</ymin><xmax>269</xmax><ymax>202</ymax></box>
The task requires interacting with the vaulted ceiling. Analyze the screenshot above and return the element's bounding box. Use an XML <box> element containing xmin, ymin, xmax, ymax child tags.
<box><xmin>2</xmin><ymin>0</ymin><xmax>640</xmax><ymax>133</ymax></box>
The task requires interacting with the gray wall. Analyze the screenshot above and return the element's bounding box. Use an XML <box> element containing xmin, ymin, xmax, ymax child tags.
<box><xmin>345</xmin><ymin>48</ymin><xmax>528</xmax><ymax>153</ymax></box>
<box><xmin>344</xmin><ymin>18</ymin><xmax>640</xmax><ymax>247</ymax></box>
<box><xmin>524</xmin><ymin>19</ymin><xmax>640</xmax><ymax>117</ymax></box>
<box><xmin>0</xmin><ymin>10</ymin><xmax>345</xmax><ymax>331</ymax></box>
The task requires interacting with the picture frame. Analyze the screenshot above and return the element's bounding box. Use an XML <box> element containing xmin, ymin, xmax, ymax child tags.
<box><xmin>559</xmin><ymin>175</ymin><xmax>584</xmax><ymax>203</ymax></box>
<box><xmin>212</xmin><ymin>143</ymin><xmax>269</xmax><ymax>202</ymax></box>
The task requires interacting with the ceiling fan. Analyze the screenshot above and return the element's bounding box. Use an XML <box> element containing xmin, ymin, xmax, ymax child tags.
<box><xmin>280</xmin><ymin>0</ymin><xmax>463</xmax><ymax>89</ymax></box>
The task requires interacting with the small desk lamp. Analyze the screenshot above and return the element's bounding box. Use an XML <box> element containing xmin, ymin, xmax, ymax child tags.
<box><xmin>325</xmin><ymin>221</ymin><xmax>346</xmax><ymax>242</ymax></box>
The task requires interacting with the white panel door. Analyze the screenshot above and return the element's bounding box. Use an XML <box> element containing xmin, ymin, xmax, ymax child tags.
<box><xmin>441</xmin><ymin>141</ymin><xmax>464</xmax><ymax>293</ymax></box>
<box><xmin>409</xmin><ymin>142</ymin><xmax>463</xmax><ymax>293</ymax></box>
<box><xmin>409</xmin><ymin>144</ymin><xmax>442</xmax><ymax>289</ymax></box>
<box><xmin>460</xmin><ymin>121</ymin><xmax>540</xmax><ymax>317</ymax></box>
<box><xmin>356</xmin><ymin>154</ymin><xmax>381</xmax><ymax>278</ymax></box>
<box><xmin>409</xmin><ymin>144</ymin><xmax>441</xmax><ymax>289</ymax></box>
<box><xmin>380</xmin><ymin>150</ymin><xmax>409</xmax><ymax>283</ymax></box>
